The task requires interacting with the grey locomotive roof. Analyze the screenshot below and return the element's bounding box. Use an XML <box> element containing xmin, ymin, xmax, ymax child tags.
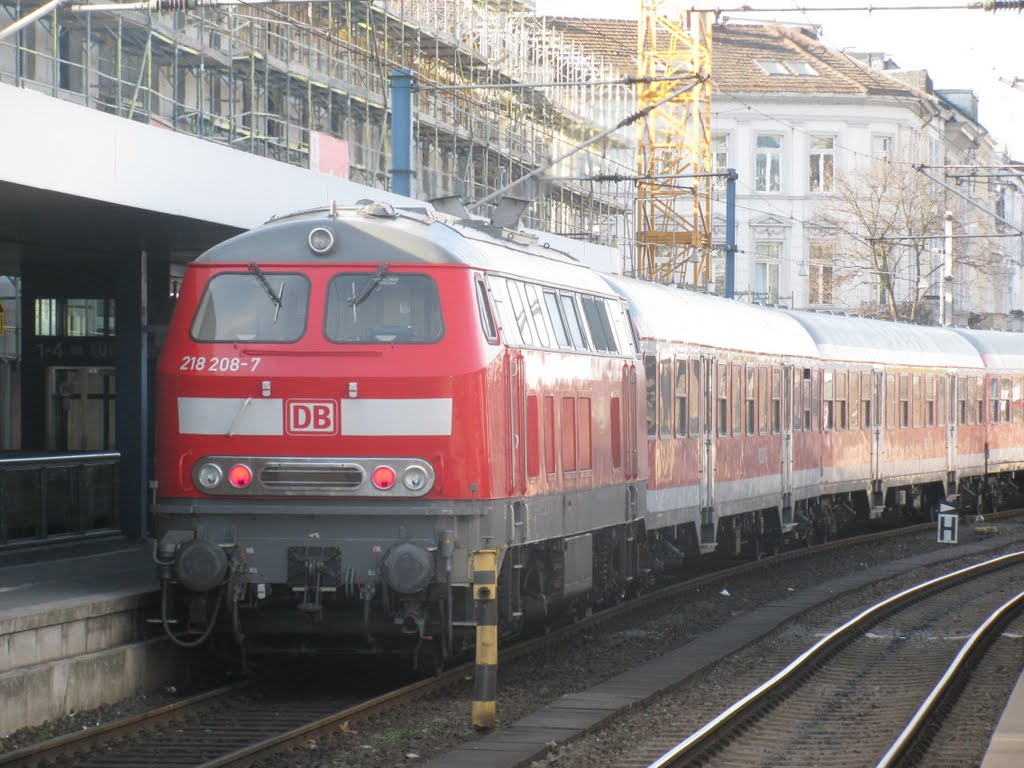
<box><xmin>781</xmin><ymin>310</ymin><xmax>984</xmax><ymax>369</ymax></box>
<box><xmin>195</xmin><ymin>203</ymin><xmax>617</xmax><ymax>297</ymax></box>
<box><xmin>602</xmin><ymin>274</ymin><xmax>820</xmax><ymax>358</ymax></box>
<box><xmin>950</xmin><ymin>327</ymin><xmax>1024</xmax><ymax>370</ymax></box>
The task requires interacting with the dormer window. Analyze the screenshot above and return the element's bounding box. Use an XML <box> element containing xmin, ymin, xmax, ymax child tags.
<box><xmin>756</xmin><ymin>60</ymin><xmax>819</xmax><ymax>76</ymax></box>
<box><xmin>757</xmin><ymin>60</ymin><xmax>788</xmax><ymax>75</ymax></box>
<box><xmin>787</xmin><ymin>61</ymin><xmax>818</xmax><ymax>76</ymax></box>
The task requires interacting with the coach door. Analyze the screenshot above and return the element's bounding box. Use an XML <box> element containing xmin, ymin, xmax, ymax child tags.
<box><xmin>871</xmin><ymin>369</ymin><xmax>884</xmax><ymax>483</ymax></box>
<box><xmin>507</xmin><ymin>349</ymin><xmax>526</xmax><ymax>496</ymax></box>
<box><xmin>699</xmin><ymin>356</ymin><xmax>716</xmax><ymax>542</ymax></box>
<box><xmin>946</xmin><ymin>373</ymin><xmax>957</xmax><ymax>487</ymax></box>
<box><xmin>781</xmin><ymin>365</ymin><xmax>794</xmax><ymax>526</ymax></box>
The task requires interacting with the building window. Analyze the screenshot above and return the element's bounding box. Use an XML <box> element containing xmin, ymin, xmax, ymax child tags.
<box><xmin>787</xmin><ymin>60</ymin><xmax>818</xmax><ymax>76</ymax></box>
<box><xmin>755</xmin><ymin>135</ymin><xmax>782</xmax><ymax>193</ymax></box>
<box><xmin>712</xmin><ymin>135</ymin><xmax>728</xmax><ymax>190</ymax></box>
<box><xmin>871</xmin><ymin>134</ymin><xmax>893</xmax><ymax>161</ymax></box>
<box><xmin>808</xmin><ymin>135</ymin><xmax>834</xmax><ymax>193</ymax></box>
<box><xmin>754</xmin><ymin>242</ymin><xmax>780</xmax><ymax>304</ymax></box>
<box><xmin>808</xmin><ymin>242</ymin><xmax>834</xmax><ymax>305</ymax></box>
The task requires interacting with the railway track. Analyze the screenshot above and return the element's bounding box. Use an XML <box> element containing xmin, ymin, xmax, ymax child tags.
<box><xmin>3</xmin><ymin>513</ymin><xmax>1017</xmax><ymax>768</ymax></box>
<box><xmin>646</xmin><ymin>550</ymin><xmax>1024</xmax><ymax>768</ymax></box>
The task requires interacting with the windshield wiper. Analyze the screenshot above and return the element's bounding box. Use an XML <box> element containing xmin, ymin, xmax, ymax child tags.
<box><xmin>248</xmin><ymin>263</ymin><xmax>284</xmax><ymax>323</ymax></box>
<box><xmin>348</xmin><ymin>263</ymin><xmax>389</xmax><ymax>307</ymax></box>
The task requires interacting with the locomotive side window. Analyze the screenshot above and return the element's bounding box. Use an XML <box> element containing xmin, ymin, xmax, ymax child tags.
<box><xmin>325</xmin><ymin>272</ymin><xmax>443</xmax><ymax>344</ymax></box>
<box><xmin>191</xmin><ymin>271</ymin><xmax>310</xmax><ymax>343</ymax></box>
<box><xmin>524</xmin><ymin>284</ymin><xmax>553</xmax><ymax>349</ymax></box>
<box><xmin>505</xmin><ymin>281</ymin><xmax>536</xmax><ymax>346</ymax></box>
<box><xmin>544</xmin><ymin>395</ymin><xmax>556</xmax><ymax>474</ymax></box>
<box><xmin>543</xmin><ymin>291</ymin><xmax>572</xmax><ymax>349</ymax></box>
<box><xmin>581</xmin><ymin>295</ymin><xmax>618</xmax><ymax>353</ymax></box>
<box><xmin>578</xmin><ymin>397</ymin><xmax>592</xmax><ymax>470</ymax></box>
<box><xmin>560</xmin><ymin>294</ymin><xmax>589</xmax><ymax>350</ymax></box>
<box><xmin>487</xmin><ymin>277</ymin><xmax>521</xmax><ymax>346</ymax></box>
<box><xmin>475</xmin><ymin>278</ymin><xmax>498</xmax><ymax>343</ymax></box>
<box><xmin>561</xmin><ymin>396</ymin><xmax>577</xmax><ymax>471</ymax></box>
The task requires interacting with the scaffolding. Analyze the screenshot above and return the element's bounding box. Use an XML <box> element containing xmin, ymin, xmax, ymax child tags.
<box><xmin>636</xmin><ymin>0</ymin><xmax>713</xmax><ymax>285</ymax></box>
<box><xmin>0</xmin><ymin>0</ymin><xmax>639</xmax><ymax>261</ymax></box>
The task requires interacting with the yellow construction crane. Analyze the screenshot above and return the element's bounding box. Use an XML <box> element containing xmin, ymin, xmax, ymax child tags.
<box><xmin>636</xmin><ymin>1</ymin><xmax>714</xmax><ymax>286</ymax></box>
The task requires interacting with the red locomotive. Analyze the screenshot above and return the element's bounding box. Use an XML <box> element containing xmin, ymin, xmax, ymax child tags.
<box><xmin>153</xmin><ymin>201</ymin><xmax>1024</xmax><ymax>666</ymax></box>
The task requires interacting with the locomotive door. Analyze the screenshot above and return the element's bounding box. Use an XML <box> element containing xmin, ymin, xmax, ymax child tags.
<box><xmin>781</xmin><ymin>365</ymin><xmax>794</xmax><ymax>525</ymax></box>
<box><xmin>507</xmin><ymin>349</ymin><xmax>527</xmax><ymax>495</ymax></box>
<box><xmin>622</xmin><ymin>363</ymin><xmax>639</xmax><ymax>479</ymax></box>
<box><xmin>699</xmin><ymin>356</ymin><xmax>716</xmax><ymax>540</ymax></box>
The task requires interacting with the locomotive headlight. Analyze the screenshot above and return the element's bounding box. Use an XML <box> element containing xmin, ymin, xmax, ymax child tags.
<box><xmin>371</xmin><ymin>465</ymin><xmax>397</xmax><ymax>490</ymax></box>
<box><xmin>196</xmin><ymin>462</ymin><xmax>223</xmax><ymax>489</ymax></box>
<box><xmin>228</xmin><ymin>464</ymin><xmax>254</xmax><ymax>488</ymax></box>
<box><xmin>402</xmin><ymin>465</ymin><xmax>429</xmax><ymax>492</ymax></box>
<box><xmin>307</xmin><ymin>226</ymin><xmax>335</xmax><ymax>255</ymax></box>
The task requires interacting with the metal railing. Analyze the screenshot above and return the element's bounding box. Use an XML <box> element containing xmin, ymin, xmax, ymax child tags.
<box><xmin>0</xmin><ymin>452</ymin><xmax>120</xmax><ymax>546</ymax></box>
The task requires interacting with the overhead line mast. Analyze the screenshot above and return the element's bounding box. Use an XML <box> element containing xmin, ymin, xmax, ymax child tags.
<box><xmin>637</xmin><ymin>1</ymin><xmax>715</xmax><ymax>286</ymax></box>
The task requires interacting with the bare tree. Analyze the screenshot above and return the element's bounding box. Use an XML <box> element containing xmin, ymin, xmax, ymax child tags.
<box><xmin>811</xmin><ymin>157</ymin><xmax>997</xmax><ymax>323</ymax></box>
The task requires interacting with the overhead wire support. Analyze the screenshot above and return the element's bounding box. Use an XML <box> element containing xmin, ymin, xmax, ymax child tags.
<box><xmin>466</xmin><ymin>76</ymin><xmax>707</xmax><ymax>213</ymax></box>
<box><xmin>913</xmin><ymin>164</ymin><xmax>1024</xmax><ymax>236</ymax></box>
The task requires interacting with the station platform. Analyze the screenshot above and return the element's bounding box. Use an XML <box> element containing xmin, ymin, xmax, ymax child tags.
<box><xmin>981</xmin><ymin>662</ymin><xmax>1024</xmax><ymax>768</ymax></box>
<box><xmin>0</xmin><ymin>535</ymin><xmax>182</xmax><ymax>735</ymax></box>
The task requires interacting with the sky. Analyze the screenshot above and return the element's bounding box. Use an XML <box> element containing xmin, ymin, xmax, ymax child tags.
<box><xmin>534</xmin><ymin>1</ymin><xmax>1024</xmax><ymax>158</ymax></box>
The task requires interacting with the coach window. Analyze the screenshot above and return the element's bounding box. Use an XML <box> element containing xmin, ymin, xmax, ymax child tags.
<box><xmin>886</xmin><ymin>374</ymin><xmax>896</xmax><ymax>428</ymax></box>
<box><xmin>1004</xmin><ymin>378</ymin><xmax>1012</xmax><ymax>422</ymax></box>
<box><xmin>976</xmin><ymin>376</ymin><xmax>986</xmax><ymax>424</ymax></box>
<box><xmin>688</xmin><ymin>358</ymin><xmax>701</xmax><ymax>436</ymax></box>
<box><xmin>758</xmin><ymin>366</ymin><xmax>769</xmax><ymax>435</ymax></box>
<box><xmin>660</xmin><ymin>359</ymin><xmax>673</xmax><ymax>438</ymax></box>
<box><xmin>792</xmin><ymin>370</ymin><xmax>803</xmax><ymax>432</ymax></box>
<box><xmin>732</xmin><ymin>364</ymin><xmax>743</xmax><ymax>437</ymax></box>
<box><xmin>771</xmin><ymin>367</ymin><xmax>782</xmax><ymax>434</ymax></box>
<box><xmin>898</xmin><ymin>374</ymin><xmax>909</xmax><ymax>428</ymax></box>
<box><xmin>675</xmin><ymin>359</ymin><xmax>688</xmax><ymax>437</ymax></box>
<box><xmin>835</xmin><ymin>371</ymin><xmax>847</xmax><ymax>431</ymax></box>
<box><xmin>936</xmin><ymin>376</ymin><xmax>946</xmax><ymax>427</ymax></box>
<box><xmin>849</xmin><ymin>372</ymin><xmax>860</xmax><ymax>430</ymax></box>
<box><xmin>475</xmin><ymin>278</ymin><xmax>498</xmax><ymax>344</ymax></box>
<box><xmin>925</xmin><ymin>375</ymin><xmax>935</xmax><ymax>427</ymax></box>
<box><xmin>745</xmin><ymin>366</ymin><xmax>756</xmax><ymax>436</ymax></box>
<box><xmin>718</xmin><ymin>364</ymin><xmax>729</xmax><ymax>436</ymax></box>
<box><xmin>560</xmin><ymin>294</ymin><xmax>589</xmax><ymax>350</ymax></box>
<box><xmin>862</xmin><ymin>372</ymin><xmax>873</xmax><ymax>428</ymax></box>
<box><xmin>912</xmin><ymin>375</ymin><xmax>922</xmax><ymax>429</ymax></box>
<box><xmin>645</xmin><ymin>355</ymin><xmax>657</xmax><ymax>438</ymax></box>
<box><xmin>543</xmin><ymin>291</ymin><xmax>572</xmax><ymax>349</ymax></box>
<box><xmin>1015</xmin><ymin>378</ymin><xmax>1023</xmax><ymax>422</ymax></box>
<box><xmin>965</xmin><ymin>377</ymin><xmax>976</xmax><ymax>425</ymax></box>
<box><xmin>194</xmin><ymin>271</ymin><xmax>310</xmax><ymax>342</ymax></box>
<box><xmin>822</xmin><ymin>370</ymin><xmax>833</xmax><ymax>431</ymax></box>
<box><xmin>959</xmin><ymin>377</ymin><xmax>969</xmax><ymax>425</ymax></box>
<box><xmin>990</xmin><ymin>378</ymin><xmax>1000</xmax><ymax>423</ymax></box>
<box><xmin>801</xmin><ymin>368</ymin><xmax>813</xmax><ymax>431</ymax></box>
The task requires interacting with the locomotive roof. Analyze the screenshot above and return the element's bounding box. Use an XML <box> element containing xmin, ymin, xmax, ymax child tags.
<box><xmin>950</xmin><ymin>327</ymin><xmax>1024</xmax><ymax>370</ymax></box>
<box><xmin>781</xmin><ymin>310</ymin><xmax>985</xmax><ymax>369</ymax></box>
<box><xmin>602</xmin><ymin>274</ymin><xmax>820</xmax><ymax>358</ymax></box>
<box><xmin>193</xmin><ymin>203</ymin><xmax>616</xmax><ymax>295</ymax></box>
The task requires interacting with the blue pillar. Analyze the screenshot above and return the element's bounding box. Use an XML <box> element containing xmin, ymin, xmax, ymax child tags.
<box><xmin>725</xmin><ymin>168</ymin><xmax>737</xmax><ymax>299</ymax></box>
<box><xmin>390</xmin><ymin>69</ymin><xmax>414</xmax><ymax>198</ymax></box>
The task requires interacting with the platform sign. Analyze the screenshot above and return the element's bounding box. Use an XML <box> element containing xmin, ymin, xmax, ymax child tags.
<box><xmin>937</xmin><ymin>506</ymin><xmax>959</xmax><ymax>545</ymax></box>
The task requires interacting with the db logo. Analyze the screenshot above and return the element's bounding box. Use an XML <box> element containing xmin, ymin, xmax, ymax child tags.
<box><xmin>287</xmin><ymin>400</ymin><xmax>337</xmax><ymax>434</ymax></box>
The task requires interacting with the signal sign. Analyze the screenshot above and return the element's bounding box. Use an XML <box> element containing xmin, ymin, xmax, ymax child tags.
<box><xmin>937</xmin><ymin>505</ymin><xmax>959</xmax><ymax>545</ymax></box>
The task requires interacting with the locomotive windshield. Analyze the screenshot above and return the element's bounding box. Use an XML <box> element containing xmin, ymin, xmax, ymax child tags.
<box><xmin>325</xmin><ymin>272</ymin><xmax>443</xmax><ymax>344</ymax></box>
<box><xmin>190</xmin><ymin>271</ymin><xmax>310</xmax><ymax>342</ymax></box>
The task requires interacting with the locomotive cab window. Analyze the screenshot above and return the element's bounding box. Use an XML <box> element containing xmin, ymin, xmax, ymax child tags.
<box><xmin>325</xmin><ymin>272</ymin><xmax>443</xmax><ymax>344</ymax></box>
<box><xmin>475</xmin><ymin>278</ymin><xmax>498</xmax><ymax>344</ymax></box>
<box><xmin>191</xmin><ymin>270</ymin><xmax>310</xmax><ymax>342</ymax></box>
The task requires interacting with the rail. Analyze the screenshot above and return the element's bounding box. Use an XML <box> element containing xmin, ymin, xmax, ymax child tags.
<box><xmin>0</xmin><ymin>451</ymin><xmax>120</xmax><ymax>546</ymax></box>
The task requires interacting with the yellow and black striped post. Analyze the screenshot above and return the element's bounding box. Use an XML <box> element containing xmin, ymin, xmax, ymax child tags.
<box><xmin>471</xmin><ymin>548</ymin><xmax>499</xmax><ymax>729</ymax></box>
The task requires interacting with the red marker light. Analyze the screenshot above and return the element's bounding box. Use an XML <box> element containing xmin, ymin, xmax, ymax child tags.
<box><xmin>371</xmin><ymin>465</ymin><xmax>396</xmax><ymax>490</ymax></box>
<box><xmin>228</xmin><ymin>464</ymin><xmax>253</xmax><ymax>488</ymax></box>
